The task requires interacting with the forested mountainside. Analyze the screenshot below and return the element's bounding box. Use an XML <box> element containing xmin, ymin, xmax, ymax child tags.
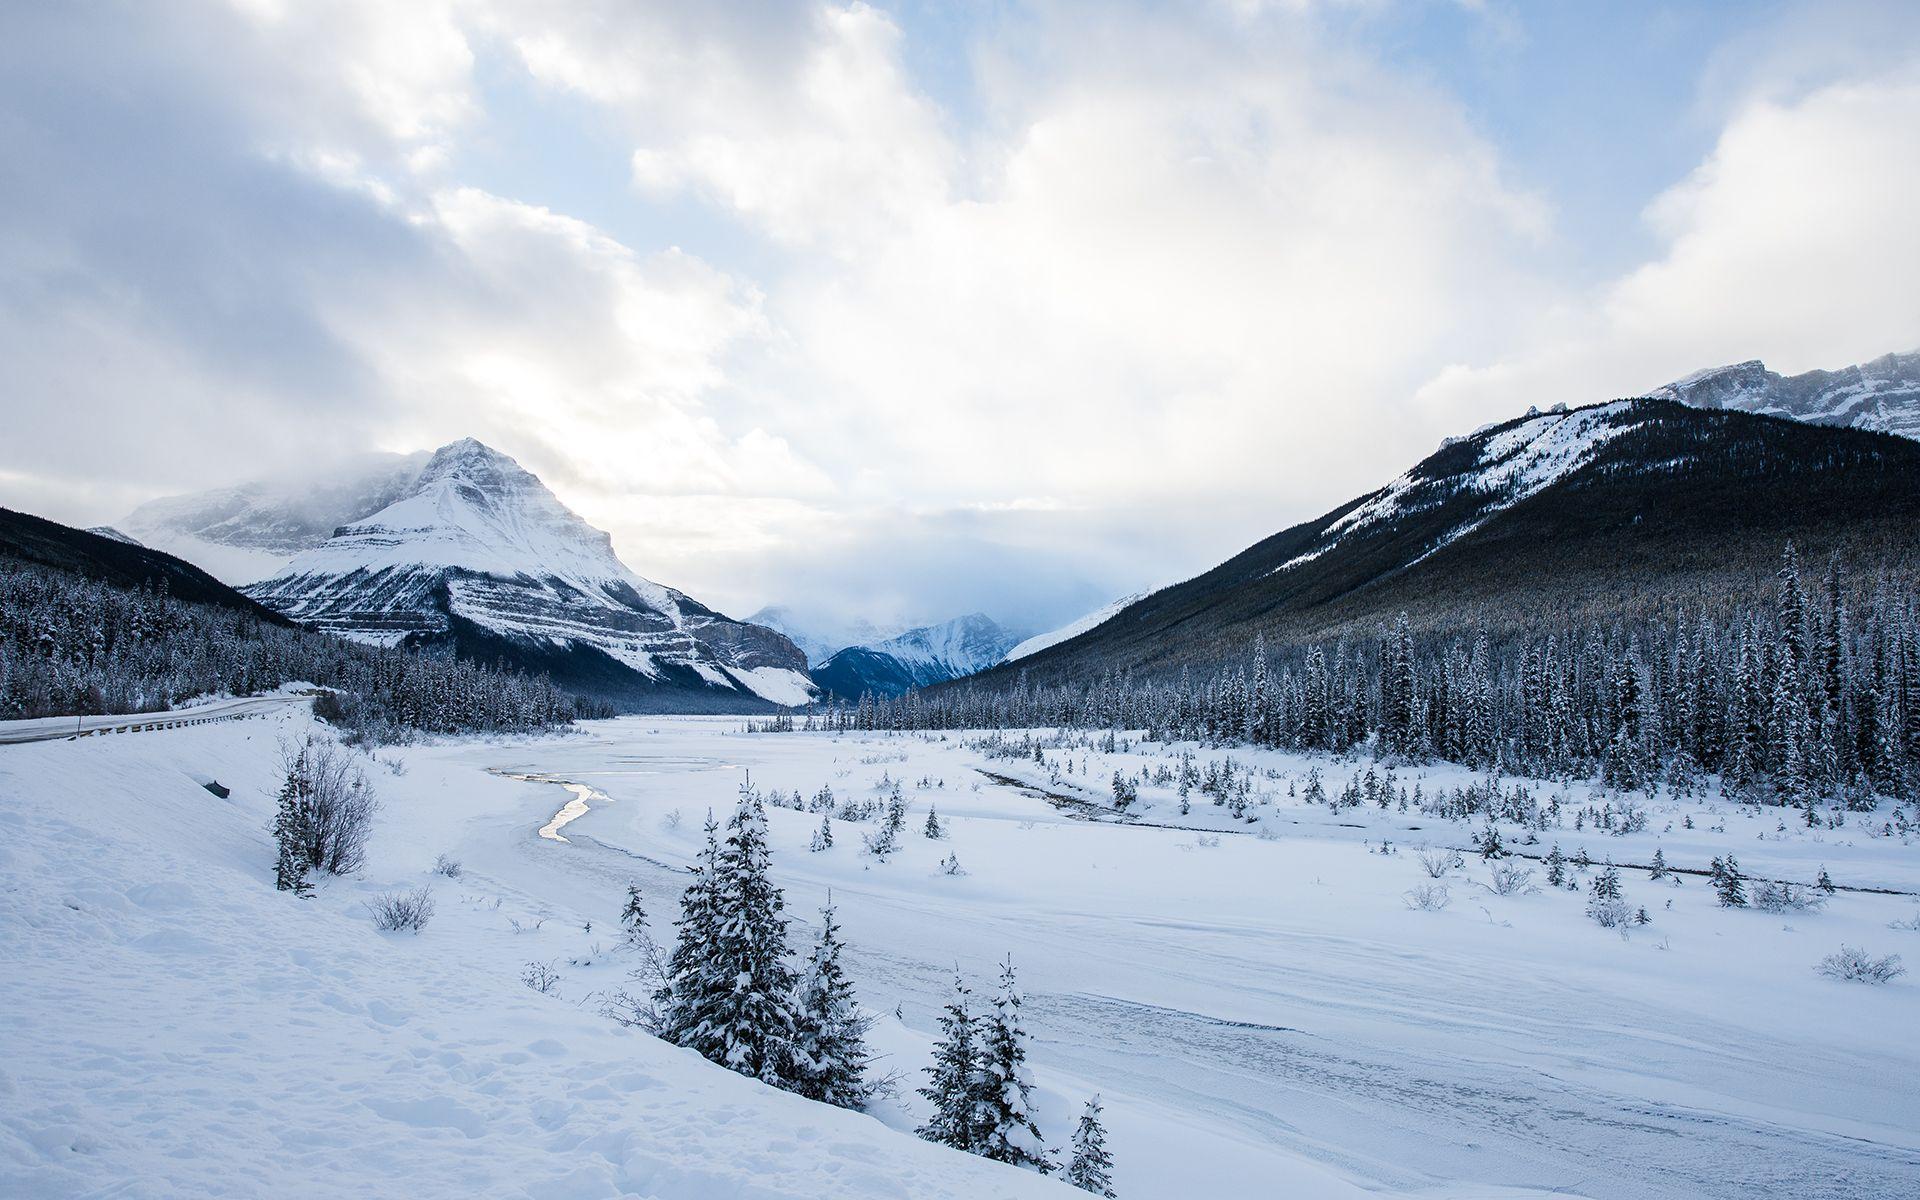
<box><xmin>821</xmin><ymin>544</ymin><xmax>1920</xmax><ymax>812</ymax></box>
<box><xmin>973</xmin><ymin>399</ymin><xmax>1920</xmax><ymax>688</ymax></box>
<box><xmin>0</xmin><ymin>509</ymin><xmax>596</xmax><ymax>739</ymax></box>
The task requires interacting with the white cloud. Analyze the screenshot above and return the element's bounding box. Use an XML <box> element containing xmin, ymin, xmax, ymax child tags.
<box><xmin>4</xmin><ymin>1</ymin><xmax>1918</xmax><ymax>631</ymax></box>
<box><xmin>1416</xmin><ymin>68</ymin><xmax>1920</xmax><ymax>425</ymax></box>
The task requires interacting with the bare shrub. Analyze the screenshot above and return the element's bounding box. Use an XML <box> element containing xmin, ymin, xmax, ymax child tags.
<box><xmin>432</xmin><ymin>854</ymin><xmax>463</xmax><ymax>879</ymax></box>
<box><xmin>522</xmin><ymin>961</ymin><xmax>561</xmax><ymax>994</ymax></box>
<box><xmin>1486</xmin><ymin>863</ymin><xmax>1537</xmax><ymax>897</ymax></box>
<box><xmin>282</xmin><ymin>737</ymin><xmax>379</xmax><ymax>877</ymax></box>
<box><xmin>367</xmin><ymin>886</ymin><xmax>434</xmax><ymax>932</ymax></box>
<box><xmin>1587</xmin><ymin>897</ymin><xmax>1632</xmax><ymax>929</ymax></box>
<box><xmin>1888</xmin><ymin>909</ymin><xmax>1920</xmax><ymax>932</ymax></box>
<box><xmin>1751</xmin><ymin>881</ymin><xmax>1825</xmax><ymax>914</ymax></box>
<box><xmin>509</xmin><ymin>916</ymin><xmax>546</xmax><ymax>935</ymax></box>
<box><xmin>1816</xmin><ymin>947</ymin><xmax>1905</xmax><ymax>984</ymax></box>
<box><xmin>1404</xmin><ymin>883</ymin><xmax>1451</xmax><ymax>912</ymax></box>
<box><xmin>1416</xmin><ymin>844</ymin><xmax>1462</xmax><ymax>879</ymax></box>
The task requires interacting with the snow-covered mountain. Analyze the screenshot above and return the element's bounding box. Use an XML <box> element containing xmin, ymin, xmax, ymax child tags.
<box><xmin>745</xmin><ymin>606</ymin><xmax>903</xmax><ymax>667</ymax></box>
<box><xmin>242</xmin><ymin>439</ymin><xmax>812</xmax><ymax>711</ymax></box>
<box><xmin>811</xmin><ymin>613</ymin><xmax>1020</xmax><ymax>698</ymax></box>
<box><xmin>123</xmin><ymin>450</ymin><xmax>432</xmax><ymax>584</ymax></box>
<box><xmin>963</xmin><ymin>394</ymin><xmax>1920</xmax><ymax>685</ymax></box>
<box><xmin>85</xmin><ymin>525</ymin><xmax>142</xmax><ymax>546</ymax></box>
<box><xmin>1644</xmin><ymin>349</ymin><xmax>1920</xmax><ymax>440</ymax></box>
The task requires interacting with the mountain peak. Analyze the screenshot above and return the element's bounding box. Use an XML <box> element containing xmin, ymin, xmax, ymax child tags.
<box><xmin>1643</xmin><ymin>348</ymin><xmax>1920</xmax><ymax>440</ymax></box>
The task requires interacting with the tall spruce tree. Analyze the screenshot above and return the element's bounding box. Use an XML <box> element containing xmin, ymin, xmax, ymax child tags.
<box><xmin>702</xmin><ymin>793</ymin><xmax>801</xmax><ymax>1085</ymax></box>
<box><xmin>272</xmin><ymin>746</ymin><xmax>314</xmax><ymax>897</ymax></box>
<box><xmin>918</xmin><ymin>973</ymin><xmax>983</xmax><ymax>1151</ymax></box>
<box><xmin>657</xmin><ymin>814</ymin><xmax>724</xmax><ymax>1054</ymax></box>
<box><xmin>974</xmin><ymin>958</ymin><xmax>1050</xmax><ymax>1172</ymax></box>
<box><xmin>791</xmin><ymin>902</ymin><xmax>873</xmax><ymax>1109</ymax></box>
<box><xmin>1066</xmin><ymin>1095</ymin><xmax>1117</xmax><ymax>1197</ymax></box>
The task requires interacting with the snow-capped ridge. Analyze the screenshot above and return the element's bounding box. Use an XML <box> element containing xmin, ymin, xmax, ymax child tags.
<box><xmin>1004</xmin><ymin>593</ymin><xmax>1149</xmax><ymax>663</ymax></box>
<box><xmin>242</xmin><ymin>438</ymin><xmax>812</xmax><ymax>709</ymax></box>
<box><xmin>1643</xmin><ymin>349</ymin><xmax>1920</xmax><ymax>440</ymax></box>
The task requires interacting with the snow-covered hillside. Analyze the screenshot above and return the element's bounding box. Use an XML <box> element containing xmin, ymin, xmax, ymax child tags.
<box><xmin>1268</xmin><ymin>401</ymin><xmax>1644</xmax><ymax>579</ymax></box>
<box><xmin>1645</xmin><ymin>349</ymin><xmax>1920</xmax><ymax>440</ymax></box>
<box><xmin>1004</xmin><ymin>593</ymin><xmax>1149</xmax><ymax>663</ymax></box>
<box><xmin>124</xmin><ymin>450</ymin><xmax>432</xmax><ymax>584</ymax></box>
<box><xmin>0</xmin><ymin>713</ymin><xmax>1072</xmax><ymax>1200</ymax></box>
<box><xmin>244</xmin><ymin>439</ymin><xmax>812</xmax><ymax>709</ymax></box>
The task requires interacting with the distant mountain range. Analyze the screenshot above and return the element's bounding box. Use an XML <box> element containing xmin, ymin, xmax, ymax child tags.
<box><xmin>1648</xmin><ymin>349</ymin><xmax>1919</xmax><ymax>441</ymax></box>
<box><xmin>745</xmin><ymin>606</ymin><xmax>905</xmax><ymax>667</ymax></box>
<box><xmin>809</xmin><ymin>613</ymin><xmax>1021</xmax><ymax>699</ymax></box>
<box><xmin>129</xmin><ymin>439</ymin><xmax>812</xmax><ymax>712</ymax></box>
<box><xmin>965</xmin><ymin>388</ymin><xmax>1920</xmax><ymax>688</ymax></box>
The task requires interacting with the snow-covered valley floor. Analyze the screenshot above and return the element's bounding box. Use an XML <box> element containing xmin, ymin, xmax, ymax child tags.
<box><xmin>4</xmin><ymin>712</ymin><xmax>1917</xmax><ymax>1198</ymax></box>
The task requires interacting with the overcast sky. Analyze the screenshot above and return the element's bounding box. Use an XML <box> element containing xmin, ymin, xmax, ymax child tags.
<box><xmin>3</xmin><ymin>1</ymin><xmax>1918</xmax><ymax>635</ymax></box>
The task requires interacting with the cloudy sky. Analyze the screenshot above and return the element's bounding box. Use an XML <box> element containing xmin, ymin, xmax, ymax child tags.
<box><xmin>3</xmin><ymin>1</ymin><xmax>1918</xmax><ymax>636</ymax></box>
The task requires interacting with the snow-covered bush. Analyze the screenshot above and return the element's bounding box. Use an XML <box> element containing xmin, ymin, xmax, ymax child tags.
<box><xmin>432</xmin><ymin>853</ymin><xmax>462</xmax><ymax>879</ymax></box>
<box><xmin>939</xmin><ymin>853</ymin><xmax>967</xmax><ymax>877</ymax></box>
<box><xmin>1586</xmin><ymin>898</ymin><xmax>1632</xmax><ymax>929</ymax></box>
<box><xmin>1486</xmin><ymin>863</ymin><xmax>1536</xmax><ymax>897</ymax></box>
<box><xmin>1403</xmin><ymin>883</ymin><xmax>1451</xmax><ymax>912</ymax></box>
<box><xmin>1815</xmin><ymin>947</ymin><xmax>1905</xmax><ymax>984</ymax></box>
<box><xmin>1751</xmin><ymin>881</ymin><xmax>1825</xmax><ymax>914</ymax></box>
<box><xmin>1416</xmin><ymin>845</ymin><xmax>1461</xmax><ymax>879</ymax></box>
<box><xmin>367</xmin><ymin>886</ymin><xmax>434</xmax><ymax>932</ymax></box>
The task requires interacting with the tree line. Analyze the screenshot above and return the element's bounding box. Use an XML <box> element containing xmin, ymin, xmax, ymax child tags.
<box><xmin>799</xmin><ymin>545</ymin><xmax>1920</xmax><ymax>808</ymax></box>
<box><xmin>0</xmin><ymin>558</ymin><xmax>601</xmax><ymax>738</ymax></box>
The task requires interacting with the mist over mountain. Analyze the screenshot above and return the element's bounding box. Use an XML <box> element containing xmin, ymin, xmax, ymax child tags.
<box><xmin>230</xmin><ymin>439</ymin><xmax>811</xmax><ymax>712</ymax></box>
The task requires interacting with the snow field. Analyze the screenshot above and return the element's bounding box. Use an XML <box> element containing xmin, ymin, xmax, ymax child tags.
<box><xmin>0</xmin><ymin>715</ymin><xmax>1071</xmax><ymax>1200</ymax></box>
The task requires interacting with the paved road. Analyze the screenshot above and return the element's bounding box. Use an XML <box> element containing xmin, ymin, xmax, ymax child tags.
<box><xmin>0</xmin><ymin>693</ymin><xmax>313</xmax><ymax>746</ymax></box>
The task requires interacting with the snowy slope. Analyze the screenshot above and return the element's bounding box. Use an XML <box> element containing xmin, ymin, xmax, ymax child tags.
<box><xmin>124</xmin><ymin>450</ymin><xmax>432</xmax><ymax>584</ymax></box>
<box><xmin>811</xmin><ymin>613</ymin><xmax>1020</xmax><ymax>698</ymax></box>
<box><xmin>244</xmin><ymin>439</ymin><xmax>812</xmax><ymax>710</ymax></box>
<box><xmin>1004</xmin><ymin>593</ymin><xmax>1149</xmax><ymax>663</ymax></box>
<box><xmin>1269</xmin><ymin>401</ymin><xmax>1645</xmax><ymax>580</ymax></box>
<box><xmin>1645</xmin><ymin>349</ymin><xmax>1920</xmax><ymax>440</ymax></box>
<box><xmin>0</xmin><ymin>715</ymin><xmax>1075</xmax><ymax>1200</ymax></box>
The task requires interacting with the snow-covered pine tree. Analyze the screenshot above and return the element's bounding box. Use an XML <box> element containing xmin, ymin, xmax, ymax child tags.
<box><xmin>1713</xmin><ymin>855</ymin><xmax>1749</xmax><ymax>908</ymax></box>
<box><xmin>656</xmin><ymin>814</ymin><xmax>724</xmax><ymax>1053</ymax></box>
<box><xmin>810</xmin><ymin>815</ymin><xmax>834</xmax><ymax>852</ymax></box>
<box><xmin>924</xmin><ymin>805</ymin><xmax>946</xmax><ymax>839</ymax></box>
<box><xmin>272</xmin><ymin>747</ymin><xmax>314</xmax><ymax>897</ymax></box>
<box><xmin>701</xmin><ymin>793</ymin><xmax>801</xmax><ymax>1086</ymax></box>
<box><xmin>791</xmin><ymin>902</ymin><xmax>873</xmax><ymax>1109</ymax></box>
<box><xmin>1066</xmin><ymin>1094</ymin><xmax>1116</xmax><ymax>1196</ymax></box>
<box><xmin>974</xmin><ymin>957</ymin><xmax>1050</xmax><ymax>1172</ymax></box>
<box><xmin>620</xmin><ymin>883</ymin><xmax>646</xmax><ymax>947</ymax></box>
<box><xmin>1648</xmin><ymin>847</ymin><xmax>1668</xmax><ymax>881</ymax></box>
<box><xmin>918</xmin><ymin>973</ymin><xmax>983</xmax><ymax>1151</ymax></box>
<box><xmin>1816</xmin><ymin>865</ymin><xmax>1836</xmax><ymax>894</ymax></box>
<box><xmin>1544</xmin><ymin>843</ymin><xmax>1566</xmax><ymax>887</ymax></box>
<box><xmin>1591</xmin><ymin>863</ymin><xmax>1622</xmax><ymax>901</ymax></box>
